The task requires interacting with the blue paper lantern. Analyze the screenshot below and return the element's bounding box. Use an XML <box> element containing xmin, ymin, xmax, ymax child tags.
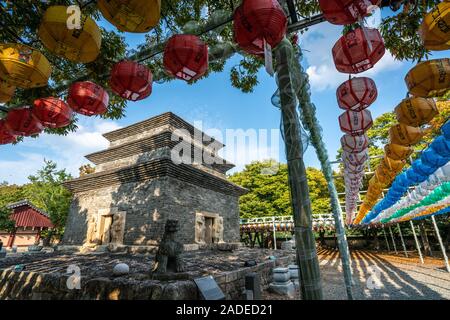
<box><xmin>394</xmin><ymin>172</ymin><xmax>410</xmax><ymax>189</ymax></box>
<box><xmin>421</xmin><ymin>148</ymin><xmax>449</xmax><ymax>168</ymax></box>
<box><xmin>412</xmin><ymin>159</ymin><xmax>438</xmax><ymax>176</ymax></box>
<box><xmin>442</xmin><ymin>120</ymin><xmax>450</xmax><ymax>140</ymax></box>
<box><xmin>406</xmin><ymin>169</ymin><xmax>427</xmax><ymax>184</ymax></box>
<box><xmin>431</xmin><ymin>136</ymin><xmax>450</xmax><ymax>157</ymax></box>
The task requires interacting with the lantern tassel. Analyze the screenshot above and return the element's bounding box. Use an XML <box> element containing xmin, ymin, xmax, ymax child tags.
<box><xmin>360</xmin><ymin>21</ymin><xmax>373</xmax><ymax>53</ymax></box>
<box><xmin>264</xmin><ymin>39</ymin><xmax>274</xmax><ymax>76</ymax></box>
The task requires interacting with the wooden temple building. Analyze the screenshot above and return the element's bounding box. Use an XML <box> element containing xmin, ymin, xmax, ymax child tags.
<box><xmin>0</xmin><ymin>200</ymin><xmax>53</xmax><ymax>248</ymax></box>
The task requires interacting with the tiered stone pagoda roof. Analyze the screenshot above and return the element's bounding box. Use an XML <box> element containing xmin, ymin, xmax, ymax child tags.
<box><xmin>64</xmin><ymin>112</ymin><xmax>246</xmax><ymax>196</ymax></box>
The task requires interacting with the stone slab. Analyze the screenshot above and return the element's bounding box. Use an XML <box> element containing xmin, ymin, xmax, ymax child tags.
<box><xmin>194</xmin><ymin>276</ymin><xmax>226</xmax><ymax>300</ymax></box>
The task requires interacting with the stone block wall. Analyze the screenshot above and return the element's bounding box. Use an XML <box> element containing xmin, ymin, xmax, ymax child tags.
<box><xmin>62</xmin><ymin>176</ymin><xmax>240</xmax><ymax>246</ymax></box>
<box><xmin>0</xmin><ymin>253</ymin><xmax>295</xmax><ymax>300</ymax></box>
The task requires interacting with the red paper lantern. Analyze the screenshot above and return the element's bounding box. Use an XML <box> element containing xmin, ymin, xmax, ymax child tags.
<box><xmin>341</xmin><ymin>134</ymin><xmax>369</xmax><ymax>153</ymax></box>
<box><xmin>233</xmin><ymin>0</ymin><xmax>287</xmax><ymax>56</ymax></box>
<box><xmin>110</xmin><ymin>61</ymin><xmax>153</xmax><ymax>101</ymax></box>
<box><xmin>33</xmin><ymin>97</ymin><xmax>73</xmax><ymax>129</ymax></box>
<box><xmin>0</xmin><ymin>120</ymin><xmax>16</xmax><ymax>145</ymax></box>
<box><xmin>68</xmin><ymin>81</ymin><xmax>109</xmax><ymax>116</ymax></box>
<box><xmin>134</xmin><ymin>84</ymin><xmax>152</xmax><ymax>101</ymax></box>
<box><xmin>4</xmin><ymin>107</ymin><xmax>44</xmax><ymax>136</ymax></box>
<box><xmin>339</xmin><ymin>109</ymin><xmax>373</xmax><ymax>136</ymax></box>
<box><xmin>337</xmin><ymin>77</ymin><xmax>378</xmax><ymax>111</ymax></box>
<box><xmin>163</xmin><ymin>35</ymin><xmax>209</xmax><ymax>81</ymax></box>
<box><xmin>319</xmin><ymin>0</ymin><xmax>380</xmax><ymax>25</ymax></box>
<box><xmin>332</xmin><ymin>27</ymin><xmax>385</xmax><ymax>74</ymax></box>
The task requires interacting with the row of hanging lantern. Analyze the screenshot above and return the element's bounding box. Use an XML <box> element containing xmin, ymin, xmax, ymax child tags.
<box><xmin>0</xmin><ymin>0</ymin><xmax>288</xmax><ymax>145</ymax></box>
<box><xmin>317</xmin><ymin>0</ymin><xmax>388</xmax><ymax>225</ymax></box>
<box><xmin>354</xmin><ymin>57</ymin><xmax>449</xmax><ymax>225</ymax></box>
<box><xmin>363</xmin><ymin>123</ymin><xmax>450</xmax><ymax>225</ymax></box>
<box><xmin>352</xmin><ymin>1</ymin><xmax>450</xmax><ymax>225</ymax></box>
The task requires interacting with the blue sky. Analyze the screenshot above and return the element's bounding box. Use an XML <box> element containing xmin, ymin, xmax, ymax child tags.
<box><xmin>0</xmin><ymin>14</ymin><xmax>448</xmax><ymax>185</ymax></box>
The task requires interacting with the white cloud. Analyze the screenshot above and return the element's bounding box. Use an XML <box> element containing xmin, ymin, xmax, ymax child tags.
<box><xmin>0</xmin><ymin>118</ymin><xmax>121</xmax><ymax>185</ymax></box>
<box><xmin>301</xmin><ymin>24</ymin><xmax>404</xmax><ymax>92</ymax></box>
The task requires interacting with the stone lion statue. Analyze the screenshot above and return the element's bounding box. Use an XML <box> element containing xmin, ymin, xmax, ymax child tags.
<box><xmin>152</xmin><ymin>220</ymin><xmax>185</xmax><ymax>273</ymax></box>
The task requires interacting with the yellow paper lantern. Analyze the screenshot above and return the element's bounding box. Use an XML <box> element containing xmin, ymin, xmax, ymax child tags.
<box><xmin>384</xmin><ymin>143</ymin><xmax>414</xmax><ymax>161</ymax></box>
<box><xmin>38</xmin><ymin>6</ymin><xmax>102</xmax><ymax>63</ymax></box>
<box><xmin>369</xmin><ymin>175</ymin><xmax>383</xmax><ymax>188</ymax></box>
<box><xmin>0</xmin><ymin>43</ymin><xmax>52</xmax><ymax>89</ymax></box>
<box><xmin>405</xmin><ymin>58</ymin><xmax>450</xmax><ymax>98</ymax></box>
<box><xmin>0</xmin><ymin>80</ymin><xmax>15</xmax><ymax>103</ymax></box>
<box><xmin>375</xmin><ymin>165</ymin><xmax>395</xmax><ymax>186</ymax></box>
<box><xmin>382</xmin><ymin>156</ymin><xmax>406</xmax><ymax>173</ymax></box>
<box><xmin>364</xmin><ymin>191</ymin><xmax>380</xmax><ymax>203</ymax></box>
<box><xmin>389</xmin><ymin>123</ymin><xmax>424</xmax><ymax>146</ymax></box>
<box><xmin>367</xmin><ymin>183</ymin><xmax>383</xmax><ymax>195</ymax></box>
<box><xmin>97</xmin><ymin>0</ymin><xmax>161</xmax><ymax>33</ymax></box>
<box><xmin>420</xmin><ymin>1</ymin><xmax>450</xmax><ymax>51</ymax></box>
<box><xmin>354</xmin><ymin>207</ymin><xmax>369</xmax><ymax>224</ymax></box>
<box><xmin>395</xmin><ymin>97</ymin><xmax>439</xmax><ymax>127</ymax></box>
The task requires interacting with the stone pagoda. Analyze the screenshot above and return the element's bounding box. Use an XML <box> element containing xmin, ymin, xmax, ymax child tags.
<box><xmin>62</xmin><ymin>112</ymin><xmax>247</xmax><ymax>250</ymax></box>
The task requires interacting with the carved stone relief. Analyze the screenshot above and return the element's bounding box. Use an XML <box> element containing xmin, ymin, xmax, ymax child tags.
<box><xmin>195</xmin><ymin>212</ymin><xmax>224</xmax><ymax>245</ymax></box>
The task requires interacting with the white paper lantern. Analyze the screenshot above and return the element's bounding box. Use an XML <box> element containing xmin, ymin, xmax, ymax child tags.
<box><xmin>344</xmin><ymin>149</ymin><xmax>369</xmax><ymax>166</ymax></box>
<box><xmin>339</xmin><ymin>110</ymin><xmax>373</xmax><ymax>136</ymax></box>
<box><xmin>341</xmin><ymin>134</ymin><xmax>369</xmax><ymax>153</ymax></box>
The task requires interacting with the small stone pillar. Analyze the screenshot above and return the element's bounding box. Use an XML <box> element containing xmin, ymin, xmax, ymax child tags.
<box><xmin>269</xmin><ymin>267</ymin><xmax>295</xmax><ymax>298</ymax></box>
<box><xmin>288</xmin><ymin>265</ymin><xmax>300</xmax><ymax>291</ymax></box>
<box><xmin>245</xmin><ymin>272</ymin><xmax>262</xmax><ymax>300</ymax></box>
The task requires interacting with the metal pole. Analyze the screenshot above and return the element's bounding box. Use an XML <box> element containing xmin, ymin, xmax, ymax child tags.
<box><xmin>275</xmin><ymin>39</ymin><xmax>323</xmax><ymax>299</ymax></box>
<box><xmin>389</xmin><ymin>226</ymin><xmax>398</xmax><ymax>254</ymax></box>
<box><xmin>397</xmin><ymin>224</ymin><xmax>408</xmax><ymax>258</ymax></box>
<box><xmin>431</xmin><ymin>216</ymin><xmax>450</xmax><ymax>273</ymax></box>
<box><xmin>383</xmin><ymin>227</ymin><xmax>391</xmax><ymax>252</ymax></box>
<box><xmin>410</xmin><ymin>221</ymin><xmax>424</xmax><ymax>264</ymax></box>
<box><xmin>272</xmin><ymin>217</ymin><xmax>277</xmax><ymax>250</ymax></box>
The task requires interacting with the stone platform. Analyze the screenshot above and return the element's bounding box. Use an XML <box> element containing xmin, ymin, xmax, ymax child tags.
<box><xmin>0</xmin><ymin>248</ymin><xmax>294</xmax><ymax>300</ymax></box>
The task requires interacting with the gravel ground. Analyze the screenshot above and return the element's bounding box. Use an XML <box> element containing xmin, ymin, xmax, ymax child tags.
<box><xmin>264</xmin><ymin>247</ymin><xmax>450</xmax><ymax>300</ymax></box>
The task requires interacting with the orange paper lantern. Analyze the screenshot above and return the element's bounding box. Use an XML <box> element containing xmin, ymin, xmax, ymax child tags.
<box><xmin>389</xmin><ymin>123</ymin><xmax>424</xmax><ymax>146</ymax></box>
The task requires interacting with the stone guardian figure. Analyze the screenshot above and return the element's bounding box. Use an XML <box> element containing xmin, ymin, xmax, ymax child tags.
<box><xmin>152</xmin><ymin>220</ymin><xmax>185</xmax><ymax>273</ymax></box>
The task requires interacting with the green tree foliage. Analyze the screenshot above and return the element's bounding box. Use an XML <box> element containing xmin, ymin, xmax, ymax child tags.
<box><xmin>229</xmin><ymin>160</ymin><xmax>333</xmax><ymax>218</ymax></box>
<box><xmin>0</xmin><ymin>182</ymin><xmax>25</xmax><ymax>208</ymax></box>
<box><xmin>0</xmin><ymin>160</ymin><xmax>73</xmax><ymax>237</ymax></box>
<box><xmin>367</xmin><ymin>112</ymin><xmax>397</xmax><ymax>147</ymax></box>
<box><xmin>0</xmin><ymin>206</ymin><xmax>15</xmax><ymax>233</ymax></box>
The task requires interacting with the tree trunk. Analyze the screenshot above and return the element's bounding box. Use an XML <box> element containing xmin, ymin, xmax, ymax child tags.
<box><xmin>319</xmin><ymin>230</ymin><xmax>325</xmax><ymax>247</ymax></box>
<box><xmin>419</xmin><ymin>221</ymin><xmax>433</xmax><ymax>257</ymax></box>
<box><xmin>275</xmin><ymin>40</ymin><xmax>323</xmax><ymax>300</ymax></box>
<box><xmin>373</xmin><ymin>230</ymin><xmax>380</xmax><ymax>251</ymax></box>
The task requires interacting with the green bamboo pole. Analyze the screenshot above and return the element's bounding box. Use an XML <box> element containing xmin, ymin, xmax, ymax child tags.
<box><xmin>288</xmin><ymin>42</ymin><xmax>354</xmax><ymax>300</ymax></box>
<box><xmin>275</xmin><ymin>39</ymin><xmax>323</xmax><ymax>300</ymax></box>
